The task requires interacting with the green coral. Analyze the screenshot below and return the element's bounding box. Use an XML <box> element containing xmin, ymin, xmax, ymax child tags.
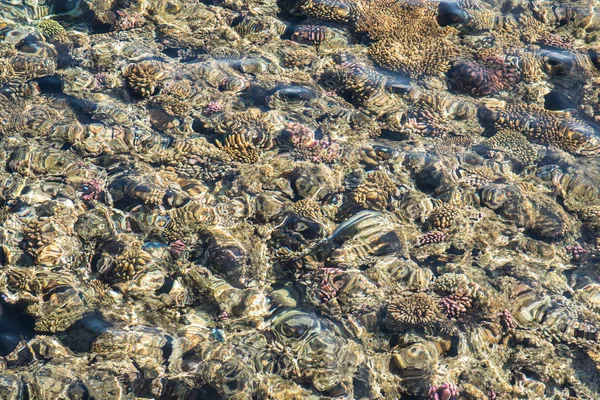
<box><xmin>37</xmin><ymin>20</ymin><xmax>68</xmax><ymax>43</ymax></box>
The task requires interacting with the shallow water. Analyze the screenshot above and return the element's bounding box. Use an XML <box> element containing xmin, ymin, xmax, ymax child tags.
<box><xmin>1</xmin><ymin>0</ymin><xmax>600</xmax><ymax>399</ymax></box>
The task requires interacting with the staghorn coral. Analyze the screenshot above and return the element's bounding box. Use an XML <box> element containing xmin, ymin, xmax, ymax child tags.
<box><xmin>517</xmin><ymin>13</ymin><xmax>548</xmax><ymax>45</ymax></box>
<box><xmin>385</xmin><ymin>292</ymin><xmax>444</xmax><ymax>332</ymax></box>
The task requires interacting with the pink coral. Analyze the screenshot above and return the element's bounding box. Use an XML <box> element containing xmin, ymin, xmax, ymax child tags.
<box><xmin>447</xmin><ymin>57</ymin><xmax>520</xmax><ymax>97</ymax></box>
<box><xmin>418</xmin><ymin>231</ymin><xmax>447</xmax><ymax>246</ymax></box>
<box><xmin>217</xmin><ymin>311</ymin><xmax>230</xmax><ymax>321</ymax></box>
<box><xmin>286</xmin><ymin>123</ymin><xmax>340</xmax><ymax>163</ymax></box>
<box><xmin>94</xmin><ymin>72</ymin><xmax>110</xmax><ymax>87</ymax></box>
<box><xmin>114</xmin><ymin>10</ymin><xmax>145</xmax><ymax>31</ymax></box>
<box><xmin>440</xmin><ymin>288</ymin><xmax>473</xmax><ymax>318</ymax></box>
<box><xmin>538</xmin><ymin>34</ymin><xmax>574</xmax><ymax>51</ymax></box>
<box><xmin>317</xmin><ymin>267</ymin><xmax>345</xmax><ymax>303</ymax></box>
<box><xmin>170</xmin><ymin>240</ymin><xmax>187</xmax><ymax>256</ymax></box>
<box><xmin>565</xmin><ymin>245</ymin><xmax>590</xmax><ymax>263</ymax></box>
<box><xmin>499</xmin><ymin>308</ymin><xmax>516</xmax><ymax>331</ymax></box>
<box><xmin>81</xmin><ymin>179</ymin><xmax>104</xmax><ymax>201</ymax></box>
<box><xmin>203</xmin><ymin>101</ymin><xmax>223</xmax><ymax>116</ymax></box>
<box><xmin>428</xmin><ymin>383</ymin><xmax>459</xmax><ymax>400</ymax></box>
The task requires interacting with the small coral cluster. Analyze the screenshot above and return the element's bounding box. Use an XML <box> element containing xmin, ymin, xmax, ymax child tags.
<box><xmin>480</xmin><ymin>100</ymin><xmax>600</xmax><ymax>156</ymax></box>
<box><xmin>447</xmin><ymin>56</ymin><xmax>521</xmax><ymax>96</ymax></box>
<box><xmin>385</xmin><ymin>292</ymin><xmax>444</xmax><ymax>332</ymax></box>
<box><xmin>286</xmin><ymin>123</ymin><xmax>340</xmax><ymax>163</ymax></box>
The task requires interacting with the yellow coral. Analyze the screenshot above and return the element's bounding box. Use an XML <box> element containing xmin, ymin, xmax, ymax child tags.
<box><xmin>123</xmin><ymin>60</ymin><xmax>169</xmax><ymax>97</ymax></box>
<box><xmin>353</xmin><ymin>170</ymin><xmax>397</xmax><ymax>210</ymax></box>
<box><xmin>354</xmin><ymin>1</ymin><xmax>460</xmax><ymax>77</ymax></box>
<box><xmin>385</xmin><ymin>292</ymin><xmax>443</xmax><ymax>332</ymax></box>
<box><xmin>216</xmin><ymin>134</ymin><xmax>261</xmax><ymax>163</ymax></box>
<box><xmin>484</xmin><ymin>129</ymin><xmax>542</xmax><ymax>165</ymax></box>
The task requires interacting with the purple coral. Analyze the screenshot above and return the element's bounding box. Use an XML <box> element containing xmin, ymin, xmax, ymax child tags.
<box><xmin>565</xmin><ymin>245</ymin><xmax>590</xmax><ymax>263</ymax></box>
<box><xmin>499</xmin><ymin>308</ymin><xmax>516</xmax><ymax>331</ymax></box>
<box><xmin>170</xmin><ymin>240</ymin><xmax>187</xmax><ymax>256</ymax></box>
<box><xmin>217</xmin><ymin>311</ymin><xmax>230</xmax><ymax>321</ymax></box>
<box><xmin>428</xmin><ymin>383</ymin><xmax>459</xmax><ymax>400</ymax></box>
<box><xmin>447</xmin><ymin>57</ymin><xmax>520</xmax><ymax>97</ymax></box>
<box><xmin>81</xmin><ymin>179</ymin><xmax>103</xmax><ymax>201</ymax></box>
<box><xmin>286</xmin><ymin>123</ymin><xmax>339</xmax><ymax>163</ymax></box>
<box><xmin>538</xmin><ymin>34</ymin><xmax>574</xmax><ymax>51</ymax></box>
<box><xmin>94</xmin><ymin>72</ymin><xmax>110</xmax><ymax>87</ymax></box>
<box><xmin>114</xmin><ymin>10</ymin><xmax>145</xmax><ymax>31</ymax></box>
<box><xmin>440</xmin><ymin>289</ymin><xmax>473</xmax><ymax>318</ymax></box>
<box><xmin>418</xmin><ymin>231</ymin><xmax>447</xmax><ymax>246</ymax></box>
<box><xmin>203</xmin><ymin>101</ymin><xmax>223</xmax><ymax>116</ymax></box>
<box><xmin>317</xmin><ymin>267</ymin><xmax>345</xmax><ymax>303</ymax></box>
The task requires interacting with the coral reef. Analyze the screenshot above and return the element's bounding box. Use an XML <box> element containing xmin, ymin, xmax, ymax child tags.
<box><xmin>0</xmin><ymin>0</ymin><xmax>598</xmax><ymax>398</ymax></box>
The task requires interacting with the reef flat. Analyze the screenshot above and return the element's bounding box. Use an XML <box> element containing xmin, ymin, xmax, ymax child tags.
<box><xmin>1</xmin><ymin>0</ymin><xmax>600</xmax><ymax>399</ymax></box>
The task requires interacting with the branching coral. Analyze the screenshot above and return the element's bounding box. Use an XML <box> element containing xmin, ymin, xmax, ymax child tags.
<box><xmin>214</xmin><ymin>109</ymin><xmax>279</xmax><ymax>163</ymax></box>
<box><xmin>390</xmin><ymin>91</ymin><xmax>477</xmax><ymax>137</ymax></box>
<box><xmin>434</xmin><ymin>273</ymin><xmax>479</xmax><ymax>318</ymax></box>
<box><xmin>355</xmin><ymin>1</ymin><xmax>459</xmax><ymax>77</ymax></box>
<box><xmin>418</xmin><ymin>231</ymin><xmax>448</xmax><ymax>246</ymax></box>
<box><xmin>480</xmin><ymin>100</ymin><xmax>600</xmax><ymax>156</ymax></box>
<box><xmin>286</xmin><ymin>123</ymin><xmax>339</xmax><ymax>163</ymax></box>
<box><xmin>427</xmin><ymin>202</ymin><xmax>460</xmax><ymax>231</ymax></box>
<box><xmin>385</xmin><ymin>292</ymin><xmax>444</xmax><ymax>332</ymax></box>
